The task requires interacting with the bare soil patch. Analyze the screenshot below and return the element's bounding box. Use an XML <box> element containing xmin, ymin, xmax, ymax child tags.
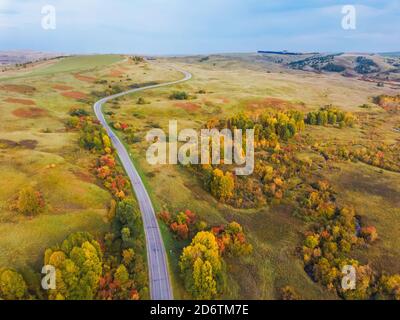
<box><xmin>174</xmin><ymin>102</ymin><xmax>201</xmax><ymax>112</ymax></box>
<box><xmin>12</xmin><ymin>107</ymin><xmax>48</xmax><ymax>118</ymax></box>
<box><xmin>53</xmin><ymin>84</ymin><xmax>73</xmax><ymax>91</ymax></box>
<box><xmin>73</xmin><ymin>170</ymin><xmax>96</xmax><ymax>183</ymax></box>
<box><xmin>0</xmin><ymin>139</ymin><xmax>19</xmax><ymax>149</ymax></box>
<box><xmin>0</xmin><ymin>84</ymin><xmax>36</xmax><ymax>95</ymax></box>
<box><xmin>19</xmin><ymin>140</ymin><xmax>38</xmax><ymax>149</ymax></box>
<box><xmin>61</xmin><ymin>91</ymin><xmax>88</xmax><ymax>100</ymax></box>
<box><xmin>0</xmin><ymin>139</ymin><xmax>38</xmax><ymax>149</ymax></box>
<box><xmin>109</xmin><ymin>69</ymin><xmax>124</xmax><ymax>77</ymax></box>
<box><xmin>4</xmin><ymin>98</ymin><xmax>36</xmax><ymax>105</ymax></box>
<box><xmin>246</xmin><ymin>97</ymin><xmax>304</xmax><ymax>112</ymax></box>
<box><xmin>73</xmin><ymin>73</ymin><xmax>96</xmax><ymax>83</ymax></box>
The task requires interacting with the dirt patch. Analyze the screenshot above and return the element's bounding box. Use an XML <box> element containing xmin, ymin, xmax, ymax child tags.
<box><xmin>61</xmin><ymin>91</ymin><xmax>88</xmax><ymax>100</ymax></box>
<box><xmin>73</xmin><ymin>170</ymin><xmax>96</xmax><ymax>183</ymax></box>
<box><xmin>4</xmin><ymin>98</ymin><xmax>36</xmax><ymax>105</ymax></box>
<box><xmin>19</xmin><ymin>140</ymin><xmax>38</xmax><ymax>149</ymax></box>
<box><xmin>174</xmin><ymin>102</ymin><xmax>201</xmax><ymax>112</ymax></box>
<box><xmin>53</xmin><ymin>84</ymin><xmax>73</xmax><ymax>91</ymax></box>
<box><xmin>246</xmin><ymin>97</ymin><xmax>304</xmax><ymax>111</ymax></box>
<box><xmin>0</xmin><ymin>84</ymin><xmax>36</xmax><ymax>95</ymax></box>
<box><xmin>0</xmin><ymin>139</ymin><xmax>38</xmax><ymax>149</ymax></box>
<box><xmin>0</xmin><ymin>139</ymin><xmax>19</xmax><ymax>149</ymax></box>
<box><xmin>73</xmin><ymin>73</ymin><xmax>96</xmax><ymax>83</ymax></box>
<box><xmin>202</xmin><ymin>99</ymin><xmax>216</xmax><ymax>107</ymax></box>
<box><xmin>12</xmin><ymin>107</ymin><xmax>48</xmax><ymax>118</ymax></box>
<box><xmin>109</xmin><ymin>69</ymin><xmax>125</xmax><ymax>77</ymax></box>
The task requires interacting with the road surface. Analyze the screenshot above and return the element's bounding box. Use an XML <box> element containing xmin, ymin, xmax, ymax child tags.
<box><xmin>94</xmin><ymin>66</ymin><xmax>192</xmax><ymax>300</ymax></box>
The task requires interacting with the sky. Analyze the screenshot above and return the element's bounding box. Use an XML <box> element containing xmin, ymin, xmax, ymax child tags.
<box><xmin>0</xmin><ymin>0</ymin><xmax>399</xmax><ymax>54</ymax></box>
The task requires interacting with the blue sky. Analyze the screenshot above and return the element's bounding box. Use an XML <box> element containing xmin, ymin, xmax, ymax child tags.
<box><xmin>0</xmin><ymin>0</ymin><xmax>399</xmax><ymax>54</ymax></box>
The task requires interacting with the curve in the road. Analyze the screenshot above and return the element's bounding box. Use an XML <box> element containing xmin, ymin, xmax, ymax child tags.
<box><xmin>94</xmin><ymin>66</ymin><xmax>192</xmax><ymax>300</ymax></box>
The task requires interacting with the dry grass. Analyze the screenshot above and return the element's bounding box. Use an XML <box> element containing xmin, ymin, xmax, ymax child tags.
<box><xmin>104</xmin><ymin>55</ymin><xmax>400</xmax><ymax>299</ymax></box>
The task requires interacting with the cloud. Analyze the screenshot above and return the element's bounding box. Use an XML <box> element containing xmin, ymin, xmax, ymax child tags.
<box><xmin>0</xmin><ymin>0</ymin><xmax>399</xmax><ymax>53</ymax></box>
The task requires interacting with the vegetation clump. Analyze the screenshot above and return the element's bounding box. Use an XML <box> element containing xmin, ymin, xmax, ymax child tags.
<box><xmin>0</xmin><ymin>268</ymin><xmax>28</xmax><ymax>300</ymax></box>
<box><xmin>137</xmin><ymin>97</ymin><xmax>147</xmax><ymax>105</ymax></box>
<box><xmin>306</xmin><ymin>107</ymin><xmax>355</xmax><ymax>128</ymax></box>
<box><xmin>322</xmin><ymin>63</ymin><xmax>345</xmax><ymax>73</ymax></box>
<box><xmin>169</xmin><ymin>91</ymin><xmax>189</xmax><ymax>100</ymax></box>
<box><xmin>355</xmin><ymin>56</ymin><xmax>379</xmax><ymax>74</ymax></box>
<box><xmin>17</xmin><ymin>186</ymin><xmax>45</xmax><ymax>216</ymax></box>
<box><xmin>44</xmin><ymin>232</ymin><xmax>103</xmax><ymax>300</ymax></box>
<box><xmin>158</xmin><ymin>209</ymin><xmax>199</xmax><ymax>240</ymax></box>
<box><xmin>62</xmin><ymin>113</ymin><xmax>149</xmax><ymax>300</ymax></box>
<box><xmin>69</xmin><ymin>108</ymin><xmax>89</xmax><ymax>117</ymax></box>
<box><xmin>179</xmin><ymin>231</ymin><xmax>224</xmax><ymax>300</ymax></box>
<box><xmin>188</xmin><ymin>111</ymin><xmax>307</xmax><ymax>208</ymax></box>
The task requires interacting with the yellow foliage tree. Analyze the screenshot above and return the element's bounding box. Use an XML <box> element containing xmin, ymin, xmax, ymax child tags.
<box><xmin>179</xmin><ymin>231</ymin><xmax>223</xmax><ymax>299</ymax></box>
<box><xmin>210</xmin><ymin>169</ymin><xmax>234</xmax><ymax>202</ymax></box>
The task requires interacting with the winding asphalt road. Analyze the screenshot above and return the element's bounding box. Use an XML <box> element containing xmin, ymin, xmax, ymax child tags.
<box><xmin>94</xmin><ymin>66</ymin><xmax>192</xmax><ymax>300</ymax></box>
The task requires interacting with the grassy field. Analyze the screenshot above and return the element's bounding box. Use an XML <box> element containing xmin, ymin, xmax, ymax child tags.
<box><xmin>0</xmin><ymin>55</ymin><xmax>182</xmax><ymax>287</ymax></box>
<box><xmin>103</xmin><ymin>55</ymin><xmax>400</xmax><ymax>299</ymax></box>
<box><xmin>0</xmin><ymin>55</ymin><xmax>124</xmax><ymax>81</ymax></box>
<box><xmin>1</xmin><ymin>53</ymin><xmax>399</xmax><ymax>300</ymax></box>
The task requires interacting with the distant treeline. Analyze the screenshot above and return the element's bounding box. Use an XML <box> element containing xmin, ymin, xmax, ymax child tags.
<box><xmin>258</xmin><ymin>50</ymin><xmax>305</xmax><ymax>56</ymax></box>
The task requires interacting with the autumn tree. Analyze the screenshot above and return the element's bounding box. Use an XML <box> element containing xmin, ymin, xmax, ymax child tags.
<box><xmin>79</xmin><ymin>120</ymin><xmax>107</xmax><ymax>151</ymax></box>
<box><xmin>360</xmin><ymin>226</ymin><xmax>378</xmax><ymax>244</ymax></box>
<box><xmin>221</xmin><ymin>222</ymin><xmax>253</xmax><ymax>256</ymax></box>
<box><xmin>113</xmin><ymin>264</ymin><xmax>136</xmax><ymax>300</ymax></box>
<box><xmin>306</xmin><ymin>107</ymin><xmax>355</xmax><ymax>128</ymax></box>
<box><xmin>17</xmin><ymin>186</ymin><xmax>44</xmax><ymax>216</ymax></box>
<box><xmin>0</xmin><ymin>268</ymin><xmax>27</xmax><ymax>300</ymax></box>
<box><xmin>377</xmin><ymin>274</ymin><xmax>400</xmax><ymax>300</ymax></box>
<box><xmin>122</xmin><ymin>248</ymin><xmax>135</xmax><ymax>266</ymax></box>
<box><xmin>280</xmin><ymin>286</ymin><xmax>301</xmax><ymax>300</ymax></box>
<box><xmin>164</xmin><ymin>209</ymin><xmax>198</xmax><ymax>240</ymax></box>
<box><xmin>44</xmin><ymin>232</ymin><xmax>103</xmax><ymax>300</ymax></box>
<box><xmin>192</xmin><ymin>258</ymin><xmax>217</xmax><ymax>300</ymax></box>
<box><xmin>179</xmin><ymin>231</ymin><xmax>224</xmax><ymax>299</ymax></box>
<box><xmin>340</xmin><ymin>264</ymin><xmax>374</xmax><ymax>300</ymax></box>
<box><xmin>210</xmin><ymin>169</ymin><xmax>235</xmax><ymax>201</ymax></box>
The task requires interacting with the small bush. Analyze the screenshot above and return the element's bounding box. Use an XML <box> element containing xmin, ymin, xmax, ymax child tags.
<box><xmin>137</xmin><ymin>97</ymin><xmax>147</xmax><ymax>105</ymax></box>
<box><xmin>69</xmin><ymin>108</ymin><xmax>89</xmax><ymax>117</ymax></box>
<box><xmin>17</xmin><ymin>186</ymin><xmax>45</xmax><ymax>216</ymax></box>
<box><xmin>169</xmin><ymin>91</ymin><xmax>189</xmax><ymax>100</ymax></box>
<box><xmin>280</xmin><ymin>286</ymin><xmax>301</xmax><ymax>300</ymax></box>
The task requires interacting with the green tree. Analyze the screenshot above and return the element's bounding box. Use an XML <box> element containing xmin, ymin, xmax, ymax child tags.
<box><xmin>113</xmin><ymin>198</ymin><xmax>142</xmax><ymax>236</ymax></box>
<box><xmin>317</xmin><ymin>111</ymin><xmax>328</xmax><ymax>125</ymax></box>
<box><xmin>169</xmin><ymin>91</ymin><xmax>189</xmax><ymax>100</ymax></box>
<box><xmin>114</xmin><ymin>264</ymin><xmax>132</xmax><ymax>296</ymax></box>
<box><xmin>307</xmin><ymin>112</ymin><xmax>317</xmax><ymax>125</ymax></box>
<box><xmin>0</xmin><ymin>268</ymin><xmax>27</xmax><ymax>300</ymax></box>
<box><xmin>44</xmin><ymin>232</ymin><xmax>103</xmax><ymax>300</ymax></box>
